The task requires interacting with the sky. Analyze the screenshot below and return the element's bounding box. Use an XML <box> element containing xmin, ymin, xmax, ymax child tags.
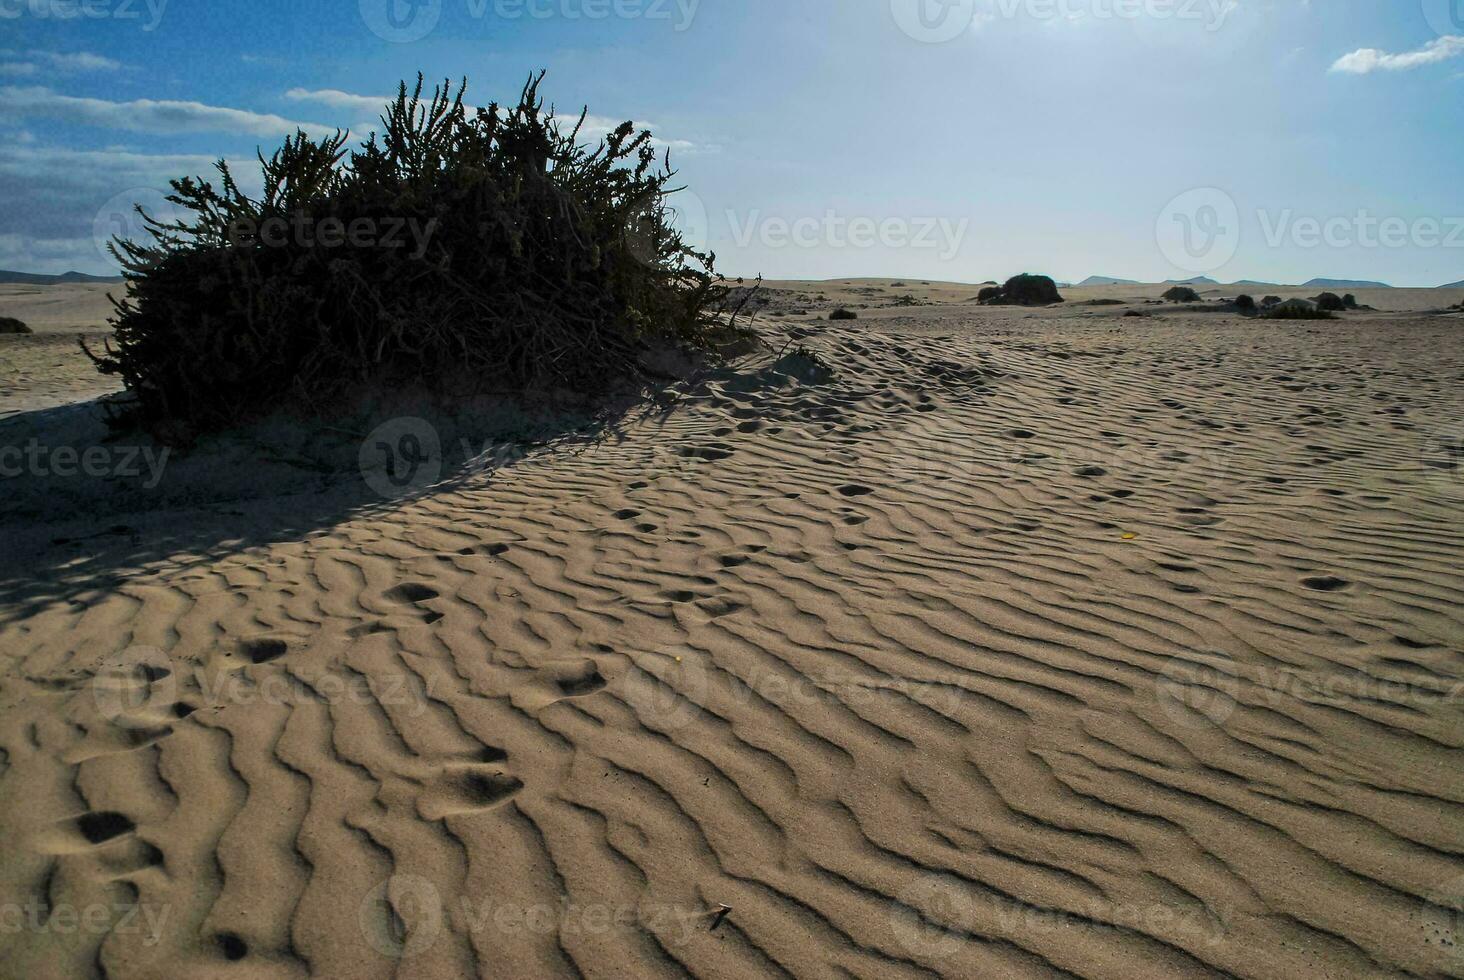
<box><xmin>2</xmin><ymin>0</ymin><xmax>1462</xmax><ymax>286</ymax></box>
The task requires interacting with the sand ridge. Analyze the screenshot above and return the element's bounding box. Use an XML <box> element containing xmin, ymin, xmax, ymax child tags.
<box><xmin>1</xmin><ymin>295</ymin><xmax>1464</xmax><ymax>977</ymax></box>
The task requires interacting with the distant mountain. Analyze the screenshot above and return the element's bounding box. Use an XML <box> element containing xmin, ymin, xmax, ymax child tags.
<box><xmin>1440</xmin><ymin>279</ymin><xmax>1464</xmax><ymax>289</ymax></box>
<box><xmin>1163</xmin><ymin>276</ymin><xmax>1220</xmax><ymax>287</ymax></box>
<box><xmin>0</xmin><ymin>269</ymin><xmax>122</xmax><ymax>285</ymax></box>
<box><xmin>1232</xmin><ymin>280</ymin><xmax>1280</xmax><ymax>288</ymax></box>
<box><xmin>1302</xmin><ymin>278</ymin><xmax>1390</xmax><ymax>289</ymax></box>
<box><xmin>1077</xmin><ymin>276</ymin><xmax>1139</xmax><ymax>287</ymax></box>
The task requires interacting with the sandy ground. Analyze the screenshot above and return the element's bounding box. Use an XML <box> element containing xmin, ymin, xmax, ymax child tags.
<box><xmin>2</xmin><ymin>281</ymin><xmax>1464</xmax><ymax>978</ymax></box>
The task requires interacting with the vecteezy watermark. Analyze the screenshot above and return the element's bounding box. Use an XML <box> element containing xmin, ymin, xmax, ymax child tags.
<box><xmin>358</xmin><ymin>874</ymin><xmax>705</xmax><ymax>960</ymax></box>
<box><xmin>0</xmin><ymin>900</ymin><xmax>170</xmax><ymax>945</ymax></box>
<box><xmin>726</xmin><ymin>210</ymin><xmax>970</xmax><ymax>262</ymax></box>
<box><xmin>889</xmin><ymin>872</ymin><xmax>1228</xmax><ymax>959</ymax></box>
<box><xmin>1422</xmin><ymin>0</ymin><xmax>1464</xmax><ymax>38</ymax></box>
<box><xmin>890</xmin><ymin>0</ymin><xmax>978</xmax><ymax>43</ymax></box>
<box><xmin>1420</xmin><ymin>423</ymin><xmax>1464</xmax><ymax>500</ymax></box>
<box><xmin>93</xmin><ymin>187</ymin><xmax>188</xmax><ymax>267</ymax></box>
<box><xmin>1156</xmin><ymin>653</ymin><xmax>1464</xmax><ymax>729</ymax></box>
<box><xmin>1155</xmin><ymin>653</ymin><xmax>1240</xmax><ymax>728</ymax></box>
<box><xmin>985</xmin><ymin>0</ymin><xmax>1236</xmax><ymax>30</ymax></box>
<box><xmin>0</xmin><ymin>439</ymin><xmax>170</xmax><ymax>487</ymax></box>
<box><xmin>225</xmin><ymin>215</ymin><xmax>438</xmax><ymax>259</ymax></box>
<box><xmin>360</xmin><ymin>418</ymin><xmax>444</xmax><ymax>500</ymax></box>
<box><xmin>0</xmin><ymin>0</ymin><xmax>168</xmax><ymax>30</ymax></box>
<box><xmin>1155</xmin><ymin>187</ymin><xmax>1241</xmax><ymax>275</ymax></box>
<box><xmin>93</xmin><ymin>646</ymin><xmax>177</xmax><ymax>729</ymax></box>
<box><xmin>1257</xmin><ymin>210</ymin><xmax>1464</xmax><ymax>251</ymax></box>
<box><xmin>358</xmin><ymin>0</ymin><xmax>699</xmax><ymax>43</ymax></box>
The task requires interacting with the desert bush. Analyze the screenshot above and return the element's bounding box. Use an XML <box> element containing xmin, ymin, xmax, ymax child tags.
<box><xmin>0</xmin><ymin>316</ymin><xmax>30</xmax><ymax>334</ymax></box>
<box><xmin>828</xmin><ymin>308</ymin><xmax>858</xmax><ymax>320</ymax></box>
<box><xmin>1261</xmin><ymin>295</ymin><xmax>1282</xmax><ymax>308</ymax></box>
<box><xmin>1234</xmin><ymin>294</ymin><xmax>1256</xmax><ymax>313</ymax></box>
<box><xmin>1162</xmin><ymin>286</ymin><xmax>1201</xmax><ymax>303</ymax></box>
<box><xmin>1314</xmin><ymin>292</ymin><xmax>1346</xmax><ymax>312</ymax></box>
<box><xmin>85</xmin><ymin>73</ymin><xmax>739</xmax><ymax>433</ymax></box>
<box><xmin>1267</xmin><ymin>305</ymin><xmax>1336</xmax><ymax>320</ymax></box>
<box><xmin>979</xmin><ymin>274</ymin><xmax>1063</xmax><ymax>306</ymax></box>
<box><xmin>1342</xmin><ymin>293</ymin><xmax>1358</xmax><ymax>309</ymax></box>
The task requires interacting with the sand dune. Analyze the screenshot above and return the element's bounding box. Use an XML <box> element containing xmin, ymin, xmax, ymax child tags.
<box><xmin>2</xmin><ymin>286</ymin><xmax>1463</xmax><ymax>977</ymax></box>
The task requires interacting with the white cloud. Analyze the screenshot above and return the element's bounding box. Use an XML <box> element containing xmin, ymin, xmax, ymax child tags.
<box><xmin>0</xmin><ymin>50</ymin><xmax>123</xmax><ymax>76</ymax></box>
<box><xmin>0</xmin><ymin>87</ymin><xmax>336</xmax><ymax>139</ymax></box>
<box><xmin>285</xmin><ymin>87</ymin><xmax>391</xmax><ymax>118</ymax></box>
<box><xmin>1330</xmin><ymin>35</ymin><xmax>1464</xmax><ymax>74</ymax></box>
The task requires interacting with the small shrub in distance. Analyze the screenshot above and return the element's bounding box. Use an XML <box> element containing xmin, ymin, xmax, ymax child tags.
<box><xmin>828</xmin><ymin>308</ymin><xmax>858</xmax><ymax>321</ymax></box>
<box><xmin>1261</xmin><ymin>295</ymin><xmax>1283</xmax><ymax>308</ymax></box>
<box><xmin>1234</xmin><ymin>294</ymin><xmax>1256</xmax><ymax>313</ymax></box>
<box><xmin>1267</xmin><ymin>305</ymin><xmax>1337</xmax><ymax>320</ymax></box>
<box><xmin>0</xmin><ymin>316</ymin><xmax>31</xmax><ymax>334</ymax></box>
<box><xmin>979</xmin><ymin>274</ymin><xmax>1064</xmax><ymax>306</ymax></box>
<box><xmin>1314</xmin><ymin>292</ymin><xmax>1346</xmax><ymax>312</ymax></box>
<box><xmin>86</xmin><ymin>73</ymin><xmax>737</xmax><ymax>434</ymax></box>
<box><xmin>1162</xmin><ymin>286</ymin><xmax>1201</xmax><ymax>303</ymax></box>
<box><xmin>1342</xmin><ymin>293</ymin><xmax>1358</xmax><ymax>309</ymax></box>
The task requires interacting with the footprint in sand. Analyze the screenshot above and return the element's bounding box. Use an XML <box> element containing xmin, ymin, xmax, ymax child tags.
<box><xmin>33</xmin><ymin>811</ymin><xmax>135</xmax><ymax>854</ymax></box>
<box><xmin>416</xmin><ymin>766</ymin><xmax>524</xmax><ymax>820</ymax></box>
<box><xmin>511</xmin><ymin>659</ymin><xmax>608</xmax><ymax>712</ymax></box>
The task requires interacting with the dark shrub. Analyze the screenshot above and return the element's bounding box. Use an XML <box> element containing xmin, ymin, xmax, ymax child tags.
<box><xmin>1234</xmin><ymin>294</ymin><xmax>1256</xmax><ymax>313</ymax></box>
<box><xmin>1342</xmin><ymin>293</ymin><xmax>1358</xmax><ymax>309</ymax></box>
<box><xmin>1261</xmin><ymin>295</ymin><xmax>1283</xmax><ymax>308</ymax></box>
<box><xmin>1162</xmin><ymin>286</ymin><xmax>1201</xmax><ymax>303</ymax></box>
<box><xmin>980</xmin><ymin>274</ymin><xmax>1063</xmax><ymax>306</ymax></box>
<box><xmin>0</xmin><ymin>316</ymin><xmax>31</xmax><ymax>334</ymax></box>
<box><xmin>1267</xmin><ymin>305</ymin><xmax>1336</xmax><ymax>320</ymax></box>
<box><xmin>85</xmin><ymin>74</ymin><xmax>736</xmax><ymax>433</ymax></box>
<box><xmin>1314</xmin><ymin>292</ymin><xmax>1346</xmax><ymax>312</ymax></box>
<box><xmin>828</xmin><ymin>308</ymin><xmax>858</xmax><ymax>321</ymax></box>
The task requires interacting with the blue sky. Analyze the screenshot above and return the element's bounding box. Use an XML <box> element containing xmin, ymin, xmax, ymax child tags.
<box><xmin>2</xmin><ymin>0</ymin><xmax>1462</xmax><ymax>285</ymax></box>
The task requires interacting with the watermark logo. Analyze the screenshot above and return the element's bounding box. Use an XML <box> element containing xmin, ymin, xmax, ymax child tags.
<box><xmin>93</xmin><ymin>646</ymin><xmax>177</xmax><ymax>729</ymax></box>
<box><xmin>1420</xmin><ymin>423</ymin><xmax>1464</xmax><ymax>499</ymax></box>
<box><xmin>891</xmin><ymin>0</ymin><xmax>978</xmax><ymax>43</ymax></box>
<box><xmin>360</xmin><ymin>0</ymin><xmax>700</xmax><ymax>41</ymax></box>
<box><xmin>92</xmin><ymin>187</ymin><xmax>187</xmax><ymax>268</ymax></box>
<box><xmin>1422</xmin><ymin>0</ymin><xmax>1464</xmax><ymax>37</ymax></box>
<box><xmin>0</xmin><ymin>0</ymin><xmax>169</xmax><ymax>30</ymax></box>
<box><xmin>360</xmin><ymin>874</ymin><xmax>444</xmax><ymax>959</ymax></box>
<box><xmin>625</xmin><ymin>189</ymin><xmax>709</xmax><ymax>268</ymax></box>
<box><xmin>1156</xmin><ymin>187</ymin><xmax>1241</xmax><ymax>275</ymax></box>
<box><xmin>226</xmin><ymin>214</ymin><xmax>438</xmax><ymax>259</ymax></box>
<box><xmin>1155</xmin><ymin>653</ymin><xmax>1238</xmax><ymax>727</ymax></box>
<box><xmin>890</xmin><ymin>874</ymin><xmax>973</xmax><ymax>958</ymax></box>
<box><xmin>360</xmin><ymin>418</ymin><xmax>444</xmax><ymax>500</ymax></box>
<box><xmin>0</xmin><ymin>439</ymin><xmax>170</xmax><ymax>487</ymax></box>
<box><xmin>359</xmin><ymin>0</ymin><xmax>442</xmax><ymax>42</ymax></box>
<box><xmin>1258</xmin><ymin>210</ymin><xmax>1464</xmax><ymax>251</ymax></box>
<box><xmin>726</xmin><ymin>209</ymin><xmax>969</xmax><ymax>262</ymax></box>
<box><xmin>0</xmin><ymin>900</ymin><xmax>170</xmax><ymax>944</ymax></box>
<box><xmin>986</xmin><ymin>0</ymin><xmax>1236</xmax><ymax>31</ymax></box>
<box><xmin>619</xmin><ymin>655</ymin><xmax>708</xmax><ymax>731</ymax></box>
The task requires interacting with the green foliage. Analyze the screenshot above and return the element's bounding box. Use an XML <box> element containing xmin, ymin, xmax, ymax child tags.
<box><xmin>87</xmin><ymin>73</ymin><xmax>737</xmax><ymax>432</ymax></box>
